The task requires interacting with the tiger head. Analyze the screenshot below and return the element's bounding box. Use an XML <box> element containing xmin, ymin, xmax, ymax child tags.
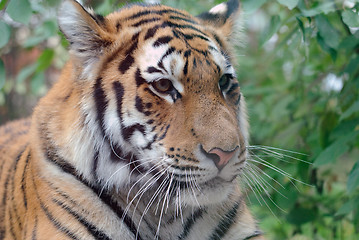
<box><xmin>55</xmin><ymin>0</ymin><xmax>248</xmax><ymax>207</ymax></box>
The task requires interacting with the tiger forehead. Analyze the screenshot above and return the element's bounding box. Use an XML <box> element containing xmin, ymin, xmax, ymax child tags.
<box><xmin>104</xmin><ymin>4</ymin><xmax>228</xmax><ymax>81</ymax></box>
<box><xmin>106</xmin><ymin>4</ymin><xmax>218</xmax><ymax>50</ymax></box>
<box><xmin>108</xmin><ymin>4</ymin><xmax>201</xmax><ymax>30</ymax></box>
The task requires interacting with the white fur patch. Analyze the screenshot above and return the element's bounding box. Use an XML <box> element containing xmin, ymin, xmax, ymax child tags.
<box><xmin>209</xmin><ymin>3</ymin><xmax>227</xmax><ymax>14</ymax></box>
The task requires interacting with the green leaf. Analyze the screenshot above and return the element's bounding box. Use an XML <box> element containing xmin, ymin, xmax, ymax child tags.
<box><xmin>95</xmin><ymin>1</ymin><xmax>113</xmax><ymax>15</ymax></box>
<box><xmin>0</xmin><ymin>59</ymin><xmax>5</xmax><ymax>90</ymax></box>
<box><xmin>260</xmin><ymin>15</ymin><xmax>281</xmax><ymax>46</ymax></box>
<box><xmin>30</xmin><ymin>72</ymin><xmax>45</xmax><ymax>95</ymax></box>
<box><xmin>339</xmin><ymin>32</ymin><xmax>359</xmax><ymax>52</ymax></box>
<box><xmin>336</xmin><ymin>199</ymin><xmax>356</xmax><ymax>216</ymax></box>
<box><xmin>314</xmin><ymin>131</ymin><xmax>358</xmax><ymax>167</ymax></box>
<box><xmin>6</xmin><ymin>0</ymin><xmax>32</xmax><ymax>24</ymax></box>
<box><xmin>348</xmin><ymin>161</ymin><xmax>359</xmax><ymax>193</ymax></box>
<box><xmin>36</xmin><ymin>49</ymin><xmax>54</xmax><ymax>72</ymax></box>
<box><xmin>296</xmin><ymin>17</ymin><xmax>306</xmax><ymax>42</ymax></box>
<box><xmin>241</xmin><ymin>0</ymin><xmax>267</xmax><ymax>13</ymax></box>
<box><xmin>276</xmin><ymin>0</ymin><xmax>299</xmax><ymax>10</ymax></box>
<box><xmin>16</xmin><ymin>63</ymin><xmax>37</xmax><ymax>83</ymax></box>
<box><xmin>340</xmin><ymin>101</ymin><xmax>359</xmax><ymax>121</ymax></box>
<box><xmin>342</xmin><ymin>10</ymin><xmax>359</xmax><ymax>28</ymax></box>
<box><xmin>0</xmin><ymin>0</ymin><xmax>8</xmax><ymax>10</ymax></box>
<box><xmin>319</xmin><ymin>111</ymin><xmax>339</xmax><ymax>148</ymax></box>
<box><xmin>0</xmin><ymin>20</ymin><xmax>10</xmax><ymax>48</ymax></box>
<box><xmin>316</xmin><ymin>32</ymin><xmax>337</xmax><ymax>61</ymax></box>
<box><xmin>23</xmin><ymin>20</ymin><xmax>58</xmax><ymax>48</ymax></box>
<box><xmin>315</xmin><ymin>14</ymin><xmax>340</xmax><ymax>49</ymax></box>
<box><xmin>287</xmin><ymin>207</ymin><xmax>318</xmax><ymax>225</ymax></box>
<box><xmin>344</xmin><ymin>55</ymin><xmax>359</xmax><ymax>75</ymax></box>
<box><xmin>299</xmin><ymin>2</ymin><xmax>335</xmax><ymax>17</ymax></box>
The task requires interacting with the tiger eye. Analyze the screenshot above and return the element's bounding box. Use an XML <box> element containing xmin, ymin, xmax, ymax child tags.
<box><xmin>218</xmin><ymin>74</ymin><xmax>231</xmax><ymax>90</ymax></box>
<box><xmin>153</xmin><ymin>79</ymin><xmax>173</xmax><ymax>93</ymax></box>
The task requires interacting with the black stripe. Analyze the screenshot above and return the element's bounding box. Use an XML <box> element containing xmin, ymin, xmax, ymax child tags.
<box><xmin>122</xmin><ymin>123</ymin><xmax>146</xmax><ymax>141</ymax></box>
<box><xmin>118</xmin><ymin>32</ymin><xmax>140</xmax><ymax>74</ymax></box>
<box><xmin>183</xmin><ymin>59</ymin><xmax>189</xmax><ymax>76</ymax></box>
<box><xmin>153</xmin><ymin>36</ymin><xmax>173</xmax><ymax>47</ymax></box>
<box><xmin>8</xmin><ymin>209</ymin><xmax>17</xmax><ymax>239</ymax></box>
<box><xmin>132</xmin><ymin>17</ymin><xmax>161</xmax><ymax>27</ymax></box>
<box><xmin>212</xmin><ymin>33</ymin><xmax>224</xmax><ymax>48</ymax></box>
<box><xmin>135</xmin><ymin>68</ymin><xmax>147</xmax><ymax>86</ymax></box>
<box><xmin>158</xmin><ymin>47</ymin><xmax>176</xmax><ymax>72</ymax></box>
<box><xmin>135</xmin><ymin>96</ymin><xmax>145</xmax><ymax>114</ymax></box>
<box><xmin>158</xmin><ymin>124</ymin><xmax>170</xmax><ymax>141</ymax></box>
<box><xmin>94</xmin><ymin>77</ymin><xmax>109</xmax><ymax>136</ymax></box>
<box><xmin>178</xmin><ymin>208</ymin><xmax>204</xmax><ymax>239</ymax></box>
<box><xmin>135</xmin><ymin>96</ymin><xmax>151</xmax><ymax>116</ymax></box>
<box><xmin>147</xmin><ymin>66</ymin><xmax>163</xmax><ymax>74</ymax></box>
<box><xmin>31</xmin><ymin>216</ymin><xmax>38</xmax><ymax>240</ymax></box>
<box><xmin>2</xmin><ymin>148</ymin><xmax>26</xmax><ymax>206</ymax></box>
<box><xmin>183</xmin><ymin>33</ymin><xmax>209</xmax><ymax>42</ymax></box>
<box><xmin>169</xmin><ymin>15</ymin><xmax>197</xmax><ymax>24</ymax></box>
<box><xmin>163</xmin><ymin>21</ymin><xmax>207</xmax><ymax>36</ymax></box>
<box><xmin>36</xmin><ymin>191</ymin><xmax>80</xmax><ymax>239</ymax></box>
<box><xmin>52</xmin><ymin>198</ymin><xmax>113</xmax><ymax>240</ymax></box>
<box><xmin>93</xmin><ymin>151</ymin><xmax>100</xmax><ymax>182</ymax></box>
<box><xmin>119</xmin><ymin>55</ymin><xmax>135</xmax><ymax>74</ymax></box>
<box><xmin>116</xmin><ymin>22</ymin><xmax>121</xmax><ymax>32</ymax></box>
<box><xmin>209</xmin><ymin>201</ymin><xmax>241</xmax><ymax>240</ymax></box>
<box><xmin>113</xmin><ymin>81</ymin><xmax>125</xmax><ymax>120</ymax></box>
<box><xmin>145</xmin><ymin>26</ymin><xmax>159</xmax><ymax>40</ymax></box>
<box><xmin>21</xmin><ymin>150</ymin><xmax>31</xmax><ymax>210</ymax></box>
<box><xmin>9</xmin><ymin>148</ymin><xmax>27</xmax><ymax>231</ymax></box>
<box><xmin>126</xmin><ymin>9</ymin><xmax>188</xmax><ymax>20</ymax></box>
<box><xmin>243</xmin><ymin>230</ymin><xmax>263</xmax><ymax>240</ymax></box>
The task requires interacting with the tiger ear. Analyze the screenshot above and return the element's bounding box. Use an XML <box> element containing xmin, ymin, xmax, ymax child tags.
<box><xmin>58</xmin><ymin>0</ymin><xmax>113</xmax><ymax>78</ymax></box>
<box><xmin>197</xmin><ymin>0</ymin><xmax>242</xmax><ymax>45</ymax></box>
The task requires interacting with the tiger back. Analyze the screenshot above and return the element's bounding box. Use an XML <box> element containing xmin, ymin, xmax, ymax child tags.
<box><xmin>0</xmin><ymin>0</ymin><xmax>264</xmax><ymax>239</ymax></box>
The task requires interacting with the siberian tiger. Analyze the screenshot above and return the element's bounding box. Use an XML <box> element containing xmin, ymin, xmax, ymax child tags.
<box><xmin>0</xmin><ymin>0</ymin><xmax>264</xmax><ymax>239</ymax></box>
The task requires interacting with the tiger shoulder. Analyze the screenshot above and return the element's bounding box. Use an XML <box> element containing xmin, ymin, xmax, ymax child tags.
<box><xmin>0</xmin><ymin>0</ymin><xmax>265</xmax><ymax>239</ymax></box>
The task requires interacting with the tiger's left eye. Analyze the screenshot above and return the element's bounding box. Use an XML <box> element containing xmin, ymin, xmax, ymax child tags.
<box><xmin>152</xmin><ymin>79</ymin><xmax>173</xmax><ymax>93</ymax></box>
<box><xmin>218</xmin><ymin>74</ymin><xmax>232</xmax><ymax>91</ymax></box>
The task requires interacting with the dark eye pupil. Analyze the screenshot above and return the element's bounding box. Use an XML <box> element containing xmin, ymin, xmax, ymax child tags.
<box><xmin>219</xmin><ymin>74</ymin><xmax>231</xmax><ymax>90</ymax></box>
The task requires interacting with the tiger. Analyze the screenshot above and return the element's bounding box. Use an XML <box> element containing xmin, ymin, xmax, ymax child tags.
<box><xmin>0</xmin><ymin>0</ymin><xmax>265</xmax><ymax>239</ymax></box>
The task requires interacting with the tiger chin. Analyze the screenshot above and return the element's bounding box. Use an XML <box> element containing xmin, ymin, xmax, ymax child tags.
<box><xmin>0</xmin><ymin>0</ymin><xmax>265</xmax><ymax>239</ymax></box>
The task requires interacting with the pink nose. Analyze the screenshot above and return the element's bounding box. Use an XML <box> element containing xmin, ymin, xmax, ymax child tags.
<box><xmin>201</xmin><ymin>145</ymin><xmax>238</xmax><ymax>170</ymax></box>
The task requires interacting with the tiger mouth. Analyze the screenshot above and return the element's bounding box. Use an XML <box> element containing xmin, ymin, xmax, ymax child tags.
<box><xmin>168</xmin><ymin>174</ymin><xmax>238</xmax><ymax>192</ymax></box>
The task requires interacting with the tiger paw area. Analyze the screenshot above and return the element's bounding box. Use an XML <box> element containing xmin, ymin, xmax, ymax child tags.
<box><xmin>0</xmin><ymin>0</ymin><xmax>358</xmax><ymax>239</ymax></box>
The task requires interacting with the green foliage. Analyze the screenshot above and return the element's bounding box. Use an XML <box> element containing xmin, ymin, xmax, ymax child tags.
<box><xmin>236</xmin><ymin>0</ymin><xmax>359</xmax><ymax>239</ymax></box>
<box><xmin>0</xmin><ymin>59</ymin><xmax>4</xmax><ymax>89</ymax></box>
<box><xmin>0</xmin><ymin>0</ymin><xmax>359</xmax><ymax>239</ymax></box>
<box><xmin>6</xmin><ymin>0</ymin><xmax>32</xmax><ymax>24</ymax></box>
<box><xmin>0</xmin><ymin>20</ymin><xmax>10</xmax><ymax>48</ymax></box>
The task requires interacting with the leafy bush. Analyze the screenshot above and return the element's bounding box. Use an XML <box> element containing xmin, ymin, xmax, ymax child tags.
<box><xmin>1</xmin><ymin>0</ymin><xmax>359</xmax><ymax>239</ymax></box>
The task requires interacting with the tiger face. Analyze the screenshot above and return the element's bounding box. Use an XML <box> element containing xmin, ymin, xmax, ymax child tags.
<box><xmin>56</xmin><ymin>0</ymin><xmax>248</xmax><ymax>207</ymax></box>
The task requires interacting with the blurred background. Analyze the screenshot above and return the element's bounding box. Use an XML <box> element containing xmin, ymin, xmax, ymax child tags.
<box><xmin>0</xmin><ymin>0</ymin><xmax>358</xmax><ymax>239</ymax></box>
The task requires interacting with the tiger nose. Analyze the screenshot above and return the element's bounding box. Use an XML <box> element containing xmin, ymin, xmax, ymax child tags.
<box><xmin>201</xmin><ymin>145</ymin><xmax>238</xmax><ymax>170</ymax></box>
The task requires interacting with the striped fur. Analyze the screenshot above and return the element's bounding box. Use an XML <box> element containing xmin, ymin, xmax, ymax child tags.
<box><xmin>0</xmin><ymin>0</ymin><xmax>264</xmax><ymax>239</ymax></box>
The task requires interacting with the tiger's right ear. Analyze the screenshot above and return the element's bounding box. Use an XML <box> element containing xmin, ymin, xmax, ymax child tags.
<box><xmin>58</xmin><ymin>0</ymin><xmax>113</xmax><ymax>78</ymax></box>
